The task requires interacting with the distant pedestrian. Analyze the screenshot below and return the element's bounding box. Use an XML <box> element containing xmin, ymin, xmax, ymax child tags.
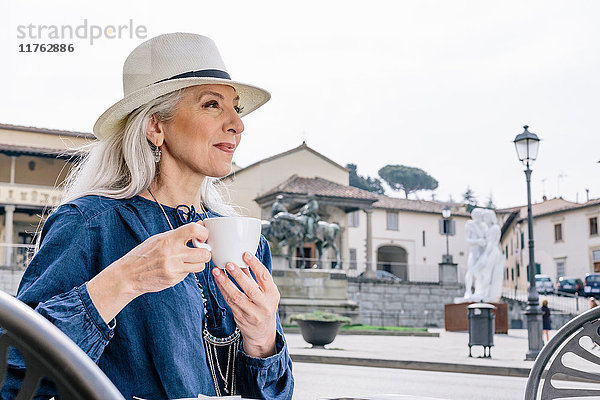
<box><xmin>541</xmin><ymin>299</ymin><xmax>551</xmax><ymax>343</ymax></box>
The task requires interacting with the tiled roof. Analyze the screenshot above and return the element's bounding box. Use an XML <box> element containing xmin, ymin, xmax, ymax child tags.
<box><xmin>372</xmin><ymin>194</ymin><xmax>471</xmax><ymax>216</ymax></box>
<box><xmin>0</xmin><ymin>143</ymin><xmax>83</xmax><ymax>159</ymax></box>
<box><xmin>257</xmin><ymin>175</ymin><xmax>379</xmax><ymax>201</ymax></box>
<box><xmin>257</xmin><ymin>175</ymin><xmax>475</xmax><ymax>216</ymax></box>
<box><xmin>0</xmin><ymin>123</ymin><xmax>95</xmax><ymax>139</ymax></box>
<box><xmin>497</xmin><ymin>197</ymin><xmax>595</xmax><ymax>219</ymax></box>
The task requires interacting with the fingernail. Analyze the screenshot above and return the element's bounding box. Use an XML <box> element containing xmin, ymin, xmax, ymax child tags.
<box><xmin>213</xmin><ymin>268</ymin><xmax>221</xmax><ymax>276</ymax></box>
<box><xmin>243</xmin><ymin>252</ymin><xmax>252</xmax><ymax>261</ymax></box>
<box><xmin>226</xmin><ymin>263</ymin><xmax>235</xmax><ymax>271</ymax></box>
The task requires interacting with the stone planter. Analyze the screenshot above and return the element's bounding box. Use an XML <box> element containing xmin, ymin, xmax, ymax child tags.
<box><xmin>296</xmin><ymin>320</ymin><xmax>344</xmax><ymax>348</ymax></box>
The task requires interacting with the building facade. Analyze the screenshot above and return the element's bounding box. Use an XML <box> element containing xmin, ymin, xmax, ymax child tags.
<box><xmin>500</xmin><ymin>197</ymin><xmax>600</xmax><ymax>291</ymax></box>
<box><xmin>223</xmin><ymin>142</ymin><xmax>473</xmax><ymax>283</ymax></box>
<box><xmin>346</xmin><ymin>195</ymin><xmax>471</xmax><ymax>282</ymax></box>
<box><xmin>0</xmin><ymin>124</ymin><xmax>93</xmax><ymax>293</ymax></box>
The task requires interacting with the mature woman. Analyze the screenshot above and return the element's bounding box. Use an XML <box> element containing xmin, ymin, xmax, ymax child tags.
<box><xmin>2</xmin><ymin>33</ymin><xmax>293</xmax><ymax>399</ymax></box>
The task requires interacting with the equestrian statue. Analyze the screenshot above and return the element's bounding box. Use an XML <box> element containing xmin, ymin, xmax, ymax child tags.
<box><xmin>262</xmin><ymin>195</ymin><xmax>340</xmax><ymax>268</ymax></box>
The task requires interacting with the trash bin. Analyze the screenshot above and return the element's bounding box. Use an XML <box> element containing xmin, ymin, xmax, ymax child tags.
<box><xmin>467</xmin><ymin>303</ymin><xmax>495</xmax><ymax>358</ymax></box>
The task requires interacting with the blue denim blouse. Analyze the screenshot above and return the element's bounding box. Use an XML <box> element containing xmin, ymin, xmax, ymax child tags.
<box><xmin>1</xmin><ymin>195</ymin><xmax>294</xmax><ymax>400</ymax></box>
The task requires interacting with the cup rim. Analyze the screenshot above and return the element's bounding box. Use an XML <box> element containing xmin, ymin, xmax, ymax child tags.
<box><xmin>204</xmin><ymin>216</ymin><xmax>261</xmax><ymax>222</ymax></box>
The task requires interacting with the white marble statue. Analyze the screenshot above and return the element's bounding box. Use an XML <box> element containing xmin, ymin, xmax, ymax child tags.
<box><xmin>464</xmin><ymin>208</ymin><xmax>487</xmax><ymax>300</ymax></box>
<box><xmin>464</xmin><ymin>209</ymin><xmax>505</xmax><ymax>302</ymax></box>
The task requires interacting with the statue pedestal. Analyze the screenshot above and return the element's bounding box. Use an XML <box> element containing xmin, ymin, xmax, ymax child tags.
<box><xmin>444</xmin><ymin>302</ymin><xmax>508</xmax><ymax>333</ymax></box>
<box><xmin>271</xmin><ymin>254</ymin><xmax>289</xmax><ymax>270</ymax></box>
<box><xmin>438</xmin><ymin>262</ymin><xmax>458</xmax><ymax>285</ymax></box>
<box><xmin>272</xmin><ymin>269</ymin><xmax>359</xmax><ymax>324</ymax></box>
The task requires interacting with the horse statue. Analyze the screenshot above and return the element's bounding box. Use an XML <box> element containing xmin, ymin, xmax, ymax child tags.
<box><xmin>262</xmin><ymin>196</ymin><xmax>341</xmax><ymax>268</ymax></box>
<box><xmin>310</xmin><ymin>220</ymin><xmax>340</xmax><ymax>268</ymax></box>
<box><xmin>262</xmin><ymin>212</ymin><xmax>305</xmax><ymax>264</ymax></box>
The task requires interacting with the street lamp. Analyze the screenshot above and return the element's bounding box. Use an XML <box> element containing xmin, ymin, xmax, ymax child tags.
<box><xmin>513</xmin><ymin>125</ymin><xmax>543</xmax><ymax>361</ymax></box>
<box><xmin>442</xmin><ymin>205</ymin><xmax>452</xmax><ymax>264</ymax></box>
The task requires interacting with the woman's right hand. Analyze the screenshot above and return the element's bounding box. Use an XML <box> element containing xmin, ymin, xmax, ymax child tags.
<box><xmin>87</xmin><ymin>222</ymin><xmax>211</xmax><ymax>323</ymax></box>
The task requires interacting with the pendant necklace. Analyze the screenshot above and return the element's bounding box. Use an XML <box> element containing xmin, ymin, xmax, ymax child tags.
<box><xmin>146</xmin><ymin>188</ymin><xmax>241</xmax><ymax>396</ymax></box>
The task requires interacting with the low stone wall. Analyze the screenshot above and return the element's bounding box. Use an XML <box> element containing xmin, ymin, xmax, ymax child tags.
<box><xmin>273</xmin><ymin>263</ymin><xmax>465</xmax><ymax>328</ymax></box>
<box><xmin>550</xmin><ymin>312</ymin><xmax>576</xmax><ymax>330</ymax></box>
<box><xmin>347</xmin><ymin>278</ymin><xmax>464</xmax><ymax>328</ymax></box>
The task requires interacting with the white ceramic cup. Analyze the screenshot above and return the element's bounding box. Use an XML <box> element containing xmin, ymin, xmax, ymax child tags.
<box><xmin>192</xmin><ymin>216</ymin><xmax>262</xmax><ymax>269</ymax></box>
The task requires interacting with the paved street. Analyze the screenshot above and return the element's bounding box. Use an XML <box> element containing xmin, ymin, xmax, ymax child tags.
<box><xmin>284</xmin><ymin>322</ymin><xmax>600</xmax><ymax>399</ymax></box>
<box><xmin>285</xmin><ymin>329</ymin><xmax>537</xmax><ymax>374</ymax></box>
<box><xmin>293</xmin><ymin>363</ymin><xmax>527</xmax><ymax>400</ymax></box>
<box><xmin>285</xmin><ymin>329</ymin><xmax>537</xmax><ymax>399</ymax></box>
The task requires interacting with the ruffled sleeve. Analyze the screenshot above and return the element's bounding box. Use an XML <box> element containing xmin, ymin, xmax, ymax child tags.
<box><xmin>236</xmin><ymin>236</ymin><xmax>294</xmax><ymax>399</ymax></box>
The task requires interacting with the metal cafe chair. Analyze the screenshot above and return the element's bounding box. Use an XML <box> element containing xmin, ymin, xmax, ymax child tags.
<box><xmin>0</xmin><ymin>290</ymin><xmax>125</xmax><ymax>400</ymax></box>
<box><xmin>525</xmin><ymin>304</ymin><xmax>600</xmax><ymax>399</ymax></box>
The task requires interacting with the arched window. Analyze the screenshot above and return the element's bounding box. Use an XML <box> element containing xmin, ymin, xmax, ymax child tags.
<box><xmin>377</xmin><ymin>245</ymin><xmax>408</xmax><ymax>280</ymax></box>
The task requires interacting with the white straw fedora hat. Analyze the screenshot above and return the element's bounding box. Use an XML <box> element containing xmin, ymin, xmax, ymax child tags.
<box><xmin>93</xmin><ymin>32</ymin><xmax>270</xmax><ymax>139</ymax></box>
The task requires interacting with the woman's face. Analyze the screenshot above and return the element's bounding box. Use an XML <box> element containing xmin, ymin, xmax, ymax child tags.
<box><xmin>159</xmin><ymin>84</ymin><xmax>244</xmax><ymax>179</ymax></box>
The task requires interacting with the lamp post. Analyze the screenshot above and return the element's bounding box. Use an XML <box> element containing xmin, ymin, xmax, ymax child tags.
<box><xmin>442</xmin><ymin>206</ymin><xmax>452</xmax><ymax>263</ymax></box>
<box><xmin>513</xmin><ymin>125</ymin><xmax>543</xmax><ymax>361</ymax></box>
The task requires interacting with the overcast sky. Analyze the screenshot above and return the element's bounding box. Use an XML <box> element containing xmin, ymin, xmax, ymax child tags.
<box><xmin>2</xmin><ymin>0</ymin><xmax>599</xmax><ymax>208</ymax></box>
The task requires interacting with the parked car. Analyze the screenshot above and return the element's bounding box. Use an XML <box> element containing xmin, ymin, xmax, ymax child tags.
<box><xmin>359</xmin><ymin>270</ymin><xmax>403</xmax><ymax>282</ymax></box>
<box><xmin>584</xmin><ymin>273</ymin><xmax>600</xmax><ymax>298</ymax></box>
<box><xmin>556</xmin><ymin>277</ymin><xmax>584</xmax><ymax>296</ymax></box>
<box><xmin>535</xmin><ymin>274</ymin><xmax>554</xmax><ymax>294</ymax></box>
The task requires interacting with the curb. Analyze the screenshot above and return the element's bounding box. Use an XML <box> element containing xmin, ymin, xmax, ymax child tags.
<box><xmin>290</xmin><ymin>354</ymin><xmax>531</xmax><ymax>378</ymax></box>
<box><xmin>283</xmin><ymin>328</ymin><xmax>439</xmax><ymax>337</ymax></box>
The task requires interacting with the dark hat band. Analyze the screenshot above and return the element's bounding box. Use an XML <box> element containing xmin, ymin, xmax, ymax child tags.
<box><xmin>154</xmin><ymin>69</ymin><xmax>231</xmax><ymax>85</ymax></box>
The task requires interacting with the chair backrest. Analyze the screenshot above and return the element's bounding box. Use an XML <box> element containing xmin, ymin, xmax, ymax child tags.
<box><xmin>525</xmin><ymin>305</ymin><xmax>600</xmax><ymax>399</ymax></box>
<box><xmin>0</xmin><ymin>290</ymin><xmax>125</xmax><ymax>400</ymax></box>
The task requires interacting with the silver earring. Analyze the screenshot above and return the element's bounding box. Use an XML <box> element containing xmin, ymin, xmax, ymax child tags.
<box><xmin>149</xmin><ymin>141</ymin><xmax>161</xmax><ymax>163</ymax></box>
<box><xmin>153</xmin><ymin>146</ymin><xmax>161</xmax><ymax>163</ymax></box>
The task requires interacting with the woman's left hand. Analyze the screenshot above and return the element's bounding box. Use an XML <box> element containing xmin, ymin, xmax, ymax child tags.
<box><xmin>212</xmin><ymin>252</ymin><xmax>280</xmax><ymax>358</ymax></box>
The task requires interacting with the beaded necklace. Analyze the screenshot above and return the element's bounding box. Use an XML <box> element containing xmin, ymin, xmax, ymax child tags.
<box><xmin>146</xmin><ymin>189</ymin><xmax>241</xmax><ymax>396</ymax></box>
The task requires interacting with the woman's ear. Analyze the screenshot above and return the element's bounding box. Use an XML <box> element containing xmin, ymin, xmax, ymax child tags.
<box><xmin>146</xmin><ymin>114</ymin><xmax>165</xmax><ymax>147</ymax></box>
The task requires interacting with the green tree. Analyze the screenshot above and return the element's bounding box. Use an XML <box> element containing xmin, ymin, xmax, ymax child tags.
<box><xmin>462</xmin><ymin>186</ymin><xmax>478</xmax><ymax>212</ymax></box>
<box><xmin>346</xmin><ymin>163</ymin><xmax>385</xmax><ymax>194</ymax></box>
<box><xmin>377</xmin><ymin>165</ymin><xmax>439</xmax><ymax>199</ymax></box>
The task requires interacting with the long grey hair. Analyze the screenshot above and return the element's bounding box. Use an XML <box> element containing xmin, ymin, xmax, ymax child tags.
<box><xmin>59</xmin><ymin>88</ymin><xmax>238</xmax><ymax>216</ymax></box>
